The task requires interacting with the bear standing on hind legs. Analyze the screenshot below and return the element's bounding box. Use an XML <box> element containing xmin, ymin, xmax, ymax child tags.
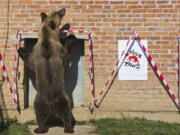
<box><xmin>19</xmin><ymin>8</ymin><xmax>75</xmax><ymax>134</ymax></box>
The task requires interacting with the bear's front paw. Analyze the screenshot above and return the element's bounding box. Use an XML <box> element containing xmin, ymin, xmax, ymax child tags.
<box><xmin>34</xmin><ymin>127</ymin><xmax>48</xmax><ymax>134</ymax></box>
<box><xmin>18</xmin><ymin>48</ymin><xmax>28</xmax><ymax>60</ymax></box>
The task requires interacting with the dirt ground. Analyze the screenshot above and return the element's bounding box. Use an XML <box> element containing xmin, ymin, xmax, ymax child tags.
<box><xmin>11</xmin><ymin>106</ymin><xmax>180</xmax><ymax>128</ymax></box>
<box><xmin>5</xmin><ymin>105</ymin><xmax>180</xmax><ymax>134</ymax></box>
<box><xmin>14</xmin><ymin>106</ymin><xmax>180</xmax><ymax>124</ymax></box>
<box><xmin>29</xmin><ymin>124</ymin><xmax>98</xmax><ymax>135</ymax></box>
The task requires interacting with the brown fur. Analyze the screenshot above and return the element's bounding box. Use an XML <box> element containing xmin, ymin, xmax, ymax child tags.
<box><xmin>20</xmin><ymin>9</ymin><xmax>75</xmax><ymax>134</ymax></box>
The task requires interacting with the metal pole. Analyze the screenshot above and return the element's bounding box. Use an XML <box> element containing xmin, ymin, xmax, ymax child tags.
<box><xmin>136</xmin><ymin>37</ymin><xmax>179</xmax><ymax>110</ymax></box>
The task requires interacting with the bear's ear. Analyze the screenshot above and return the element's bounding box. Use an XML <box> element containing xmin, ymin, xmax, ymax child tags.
<box><xmin>56</xmin><ymin>8</ymin><xmax>66</xmax><ymax>18</ymax></box>
<box><xmin>40</xmin><ymin>12</ymin><xmax>47</xmax><ymax>22</ymax></box>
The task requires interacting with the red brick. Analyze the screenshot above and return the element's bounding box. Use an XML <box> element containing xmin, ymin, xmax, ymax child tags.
<box><xmin>111</xmin><ymin>14</ymin><xmax>126</xmax><ymax>18</ymax></box>
<box><xmin>9</xmin><ymin>18</ymin><xmax>23</xmax><ymax>22</ymax></box>
<box><xmin>33</xmin><ymin>1</ymin><xmax>49</xmax><ymax>4</ymax></box>
<box><xmin>153</xmin><ymin>50</ymin><xmax>169</xmax><ymax>54</ymax></box>
<box><xmin>126</xmin><ymin>14</ymin><xmax>141</xmax><ymax>17</ymax></box>
<box><xmin>157</xmin><ymin>23</ymin><xmax>173</xmax><ymax>27</ymax></box>
<box><xmin>155</xmin><ymin>32</ymin><xmax>169</xmax><ymax>36</ymax></box>
<box><xmin>91</xmin><ymin>14</ymin><xmax>107</xmax><ymax>18</ymax></box>
<box><xmin>116</xmin><ymin>9</ymin><xmax>131</xmax><ymax>13</ymax></box>
<box><xmin>143</xmin><ymin>5</ymin><xmax>157</xmax><ymax>8</ymax></box>
<box><xmin>132</xmin><ymin>18</ymin><xmax>147</xmax><ymax>22</ymax></box>
<box><xmin>18</xmin><ymin>1</ymin><xmax>32</xmax><ymax>4</ymax></box>
<box><xmin>97</xmin><ymin>9</ymin><xmax>116</xmax><ymax>13</ymax></box>
<box><xmin>164</xmin><ymin>9</ymin><xmax>178</xmax><ymax>13</ymax></box>
<box><xmin>175</xmin><ymin>5</ymin><xmax>180</xmax><ymax>8</ymax></box>
<box><xmin>95</xmin><ymin>1</ymin><xmax>109</xmax><ymax>4</ymax></box>
<box><xmin>161</xmin><ymin>44</ymin><xmax>176</xmax><ymax>49</ymax></box>
<box><xmin>35</xmin><ymin>9</ymin><xmax>51</xmax><ymax>13</ymax></box>
<box><xmin>127</xmin><ymin>23</ymin><xmax>142</xmax><ymax>27</ymax></box>
<box><xmin>147</xmin><ymin>9</ymin><xmax>163</xmax><ymax>13</ymax></box>
<box><xmin>64</xmin><ymin>1</ymin><xmax>78</xmax><ymax>4</ymax></box>
<box><xmin>131</xmin><ymin>9</ymin><xmax>147</xmax><ymax>13</ymax></box>
<box><xmin>162</xmin><ymin>37</ymin><xmax>175</xmax><ymax>40</ymax></box>
<box><xmin>0</xmin><ymin>5</ymin><xmax>9</xmax><ymax>8</ymax></box>
<box><xmin>108</xmin><ymin>50</ymin><xmax>118</xmax><ymax>53</ymax></box>
<box><xmin>95</xmin><ymin>23</ymin><xmax>110</xmax><ymax>27</ymax></box>
<box><xmin>71</xmin><ymin>5</ymin><xmax>87</xmax><ymax>9</ymax></box>
<box><xmin>89</xmin><ymin>5</ymin><xmax>103</xmax><ymax>9</ymax></box>
<box><xmin>149</xmin><ymin>46</ymin><xmax>161</xmax><ymax>49</ymax></box>
<box><xmin>138</xmin><ymin>32</ymin><xmax>153</xmax><ymax>36</ymax></box>
<box><xmin>103</xmin><ymin>5</ymin><xmax>112</xmax><ymax>9</ymax></box>
<box><xmin>10</xmin><ymin>5</ymin><xmax>26</xmax><ymax>8</ymax></box>
<box><xmin>112</xmin><ymin>5</ymin><xmax>126</xmax><ymax>9</ymax></box>
<box><xmin>26</xmin><ymin>5</ymin><xmax>41</xmax><ymax>8</ymax></box>
<box><xmin>14</xmin><ymin>14</ymin><xmax>29</xmax><ymax>18</ymax></box>
<box><xmin>128</xmin><ymin>5</ymin><xmax>142</xmax><ymax>8</ymax></box>
<box><xmin>72</xmin><ymin>18</ymin><xmax>87</xmax><ymax>22</ymax></box>
<box><xmin>80</xmin><ymin>1</ymin><xmax>94</xmax><ymax>4</ymax></box>
<box><xmin>141</xmin><ymin>1</ymin><xmax>155</xmax><ymax>4</ymax></box>
<box><xmin>109</xmin><ymin>1</ymin><xmax>124</xmax><ymax>4</ymax></box>
<box><xmin>133</xmin><ymin>27</ymin><xmax>147</xmax><ymax>31</ymax></box>
<box><xmin>125</xmin><ymin>1</ymin><xmax>140</xmax><ymax>4</ymax></box>
<box><xmin>0</xmin><ymin>1</ymin><xmax>7</xmax><ymax>4</ymax></box>
<box><xmin>158</xmin><ymin>5</ymin><xmax>173</xmax><ymax>8</ymax></box>
<box><xmin>112</xmin><ymin>23</ymin><xmax>126</xmax><ymax>27</ymax></box>
<box><xmin>141</xmin><ymin>14</ymin><xmax>157</xmax><ymax>18</ymax></box>
<box><xmin>156</xmin><ymin>0</ymin><xmax>169</xmax><ymax>4</ymax></box>
<box><xmin>82</xmin><ymin>9</ymin><xmax>95</xmax><ymax>13</ymax></box>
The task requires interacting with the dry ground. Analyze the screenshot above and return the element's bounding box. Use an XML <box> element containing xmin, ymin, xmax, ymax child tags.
<box><xmin>16</xmin><ymin>106</ymin><xmax>180</xmax><ymax>124</ymax></box>
<box><xmin>29</xmin><ymin>124</ymin><xmax>98</xmax><ymax>135</ymax></box>
<box><xmin>5</xmin><ymin>105</ymin><xmax>180</xmax><ymax>135</ymax></box>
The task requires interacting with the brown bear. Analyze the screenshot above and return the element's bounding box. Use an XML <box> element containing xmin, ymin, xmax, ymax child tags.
<box><xmin>19</xmin><ymin>9</ymin><xmax>75</xmax><ymax>133</ymax></box>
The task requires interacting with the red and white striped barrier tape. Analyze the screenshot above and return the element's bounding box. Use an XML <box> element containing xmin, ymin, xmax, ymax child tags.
<box><xmin>12</xmin><ymin>31</ymin><xmax>19</xmax><ymax>103</ymax></box>
<box><xmin>13</xmin><ymin>30</ymin><xmax>22</xmax><ymax>109</ymax></box>
<box><xmin>0</xmin><ymin>30</ymin><xmax>21</xmax><ymax>106</ymax></box>
<box><xmin>0</xmin><ymin>54</ymin><xmax>17</xmax><ymax>104</ymax></box>
<box><xmin>18</xmin><ymin>30</ymin><xmax>39</xmax><ymax>35</ymax></box>
<box><xmin>133</xmin><ymin>31</ymin><xmax>179</xmax><ymax>109</ymax></box>
<box><xmin>87</xmin><ymin>31</ymin><xmax>96</xmax><ymax>103</ymax></box>
<box><xmin>92</xmin><ymin>34</ymin><xmax>133</xmax><ymax>105</ymax></box>
<box><xmin>62</xmin><ymin>30</ymin><xmax>89</xmax><ymax>33</ymax></box>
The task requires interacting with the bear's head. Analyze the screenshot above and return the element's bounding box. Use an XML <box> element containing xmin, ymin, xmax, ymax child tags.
<box><xmin>40</xmin><ymin>8</ymin><xmax>66</xmax><ymax>32</ymax></box>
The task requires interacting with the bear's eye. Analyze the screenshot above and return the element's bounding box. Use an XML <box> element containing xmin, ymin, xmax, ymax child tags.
<box><xmin>49</xmin><ymin>20</ymin><xmax>56</xmax><ymax>30</ymax></box>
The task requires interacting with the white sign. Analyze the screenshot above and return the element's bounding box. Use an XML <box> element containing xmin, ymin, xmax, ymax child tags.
<box><xmin>118</xmin><ymin>40</ymin><xmax>148</xmax><ymax>80</ymax></box>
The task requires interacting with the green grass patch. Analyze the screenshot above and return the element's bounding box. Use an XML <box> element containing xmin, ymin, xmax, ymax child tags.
<box><xmin>24</xmin><ymin>120</ymin><xmax>37</xmax><ymax>126</ymax></box>
<box><xmin>90</xmin><ymin>117</ymin><xmax>180</xmax><ymax>135</ymax></box>
<box><xmin>0</xmin><ymin>118</ymin><xmax>31</xmax><ymax>135</ymax></box>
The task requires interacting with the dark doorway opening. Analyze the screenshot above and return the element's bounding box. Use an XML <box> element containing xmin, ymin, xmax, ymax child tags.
<box><xmin>23</xmin><ymin>38</ymin><xmax>85</xmax><ymax>108</ymax></box>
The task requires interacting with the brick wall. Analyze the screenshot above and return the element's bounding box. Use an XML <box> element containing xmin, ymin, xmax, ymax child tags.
<box><xmin>0</xmin><ymin>0</ymin><xmax>180</xmax><ymax>114</ymax></box>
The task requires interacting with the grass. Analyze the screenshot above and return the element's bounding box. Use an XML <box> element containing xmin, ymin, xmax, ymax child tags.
<box><xmin>0</xmin><ymin>118</ymin><xmax>31</xmax><ymax>135</ymax></box>
<box><xmin>2</xmin><ymin>117</ymin><xmax>180</xmax><ymax>135</ymax></box>
<box><xmin>0</xmin><ymin>118</ymin><xmax>88</xmax><ymax>135</ymax></box>
<box><xmin>24</xmin><ymin>120</ymin><xmax>37</xmax><ymax>126</ymax></box>
<box><xmin>90</xmin><ymin>117</ymin><xmax>180</xmax><ymax>135</ymax></box>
